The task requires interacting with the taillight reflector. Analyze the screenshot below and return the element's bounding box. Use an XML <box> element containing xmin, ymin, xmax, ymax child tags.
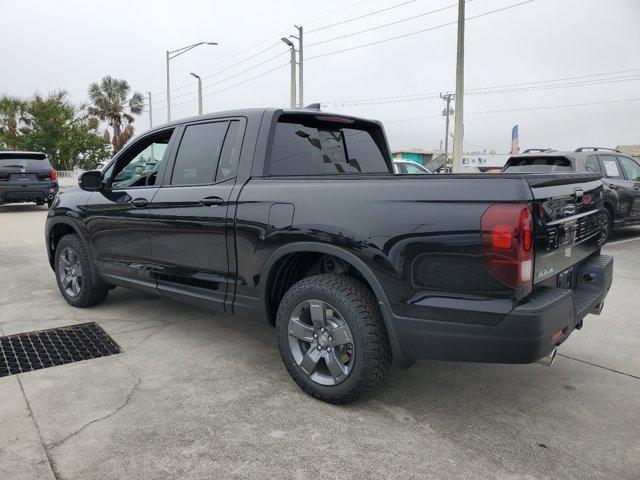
<box><xmin>481</xmin><ymin>203</ymin><xmax>534</xmax><ymax>289</ymax></box>
<box><xmin>50</xmin><ymin>170</ymin><xmax>58</xmax><ymax>181</ymax></box>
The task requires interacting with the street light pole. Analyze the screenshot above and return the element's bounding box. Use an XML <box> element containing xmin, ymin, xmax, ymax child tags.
<box><xmin>147</xmin><ymin>91</ymin><xmax>153</xmax><ymax>128</ymax></box>
<box><xmin>452</xmin><ymin>0</ymin><xmax>465</xmax><ymax>172</ymax></box>
<box><xmin>190</xmin><ymin>73</ymin><xmax>203</xmax><ymax>114</ymax></box>
<box><xmin>293</xmin><ymin>25</ymin><xmax>303</xmax><ymax>108</ymax></box>
<box><xmin>165</xmin><ymin>42</ymin><xmax>218</xmax><ymax>122</ymax></box>
<box><xmin>281</xmin><ymin>37</ymin><xmax>296</xmax><ymax>109</ymax></box>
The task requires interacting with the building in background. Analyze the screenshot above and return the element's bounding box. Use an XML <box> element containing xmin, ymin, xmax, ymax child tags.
<box><xmin>391</xmin><ymin>149</ymin><xmax>437</xmax><ymax>165</ymax></box>
<box><xmin>616</xmin><ymin>145</ymin><xmax>640</xmax><ymax>159</ymax></box>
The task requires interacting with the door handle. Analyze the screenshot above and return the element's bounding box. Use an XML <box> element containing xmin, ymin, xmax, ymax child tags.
<box><xmin>200</xmin><ymin>196</ymin><xmax>224</xmax><ymax>207</ymax></box>
<box><xmin>131</xmin><ymin>198</ymin><xmax>148</xmax><ymax>208</ymax></box>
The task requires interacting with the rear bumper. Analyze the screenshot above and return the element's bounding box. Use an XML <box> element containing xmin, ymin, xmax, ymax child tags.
<box><xmin>389</xmin><ymin>254</ymin><xmax>613</xmax><ymax>364</ymax></box>
<box><xmin>0</xmin><ymin>183</ymin><xmax>58</xmax><ymax>203</ymax></box>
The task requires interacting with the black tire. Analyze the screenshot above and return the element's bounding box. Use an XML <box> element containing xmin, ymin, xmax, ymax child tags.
<box><xmin>600</xmin><ymin>209</ymin><xmax>613</xmax><ymax>245</ymax></box>
<box><xmin>276</xmin><ymin>274</ymin><xmax>391</xmax><ymax>404</ymax></box>
<box><xmin>36</xmin><ymin>200</ymin><xmax>45</xmax><ymax>206</ymax></box>
<box><xmin>54</xmin><ymin>234</ymin><xmax>108</xmax><ymax>308</ymax></box>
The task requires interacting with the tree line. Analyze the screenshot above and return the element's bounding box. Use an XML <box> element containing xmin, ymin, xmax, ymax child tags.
<box><xmin>0</xmin><ymin>76</ymin><xmax>144</xmax><ymax>171</ymax></box>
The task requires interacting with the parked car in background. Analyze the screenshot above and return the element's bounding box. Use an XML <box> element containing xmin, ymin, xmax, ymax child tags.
<box><xmin>502</xmin><ymin>148</ymin><xmax>640</xmax><ymax>243</ymax></box>
<box><xmin>46</xmin><ymin>108</ymin><xmax>612</xmax><ymax>403</ymax></box>
<box><xmin>393</xmin><ymin>159</ymin><xmax>430</xmax><ymax>174</ymax></box>
<box><xmin>0</xmin><ymin>151</ymin><xmax>58</xmax><ymax>208</ymax></box>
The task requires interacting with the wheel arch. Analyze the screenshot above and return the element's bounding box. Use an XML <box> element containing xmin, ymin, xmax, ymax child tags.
<box><xmin>47</xmin><ymin>219</ymin><xmax>106</xmax><ymax>288</ymax></box>
<box><xmin>259</xmin><ymin>242</ymin><xmax>407</xmax><ymax>365</ymax></box>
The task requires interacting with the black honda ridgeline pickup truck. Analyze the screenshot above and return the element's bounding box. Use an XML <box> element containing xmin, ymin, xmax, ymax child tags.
<box><xmin>46</xmin><ymin>108</ymin><xmax>613</xmax><ymax>403</ymax></box>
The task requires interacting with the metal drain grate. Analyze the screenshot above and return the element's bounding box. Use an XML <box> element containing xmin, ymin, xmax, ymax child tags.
<box><xmin>0</xmin><ymin>323</ymin><xmax>121</xmax><ymax>378</ymax></box>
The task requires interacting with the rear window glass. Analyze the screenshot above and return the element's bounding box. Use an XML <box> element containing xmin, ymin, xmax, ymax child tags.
<box><xmin>269</xmin><ymin>117</ymin><xmax>389</xmax><ymax>176</ymax></box>
<box><xmin>502</xmin><ymin>156</ymin><xmax>573</xmax><ymax>173</ymax></box>
<box><xmin>171</xmin><ymin>122</ymin><xmax>228</xmax><ymax>185</ymax></box>
<box><xmin>0</xmin><ymin>154</ymin><xmax>50</xmax><ymax>170</ymax></box>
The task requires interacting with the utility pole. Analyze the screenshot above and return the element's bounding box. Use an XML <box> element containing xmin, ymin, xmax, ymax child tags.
<box><xmin>147</xmin><ymin>91</ymin><xmax>153</xmax><ymax>128</ymax></box>
<box><xmin>190</xmin><ymin>73</ymin><xmax>203</xmax><ymax>114</ymax></box>
<box><xmin>452</xmin><ymin>0</ymin><xmax>465</xmax><ymax>172</ymax></box>
<box><xmin>293</xmin><ymin>25</ymin><xmax>304</xmax><ymax>108</ymax></box>
<box><xmin>281</xmin><ymin>37</ymin><xmax>297</xmax><ymax>109</ymax></box>
<box><xmin>440</xmin><ymin>93</ymin><xmax>454</xmax><ymax>162</ymax></box>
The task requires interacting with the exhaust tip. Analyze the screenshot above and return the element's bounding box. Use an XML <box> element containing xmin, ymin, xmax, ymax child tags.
<box><xmin>537</xmin><ymin>348</ymin><xmax>557</xmax><ymax>367</ymax></box>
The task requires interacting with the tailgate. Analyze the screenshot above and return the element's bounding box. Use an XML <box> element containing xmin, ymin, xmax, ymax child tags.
<box><xmin>527</xmin><ymin>173</ymin><xmax>604</xmax><ymax>284</ymax></box>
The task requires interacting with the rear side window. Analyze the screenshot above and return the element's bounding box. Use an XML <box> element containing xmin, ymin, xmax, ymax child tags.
<box><xmin>216</xmin><ymin>121</ymin><xmax>242</xmax><ymax>182</ymax></box>
<box><xmin>171</xmin><ymin>122</ymin><xmax>228</xmax><ymax>185</ymax></box>
<box><xmin>502</xmin><ymin>156</ymin><xmax>573</xmax><ymax>173</ymax></box>
<box><xmin>269</xmin><ymin>117</ymin><xmax>388</xmax><ymax>176</ymax></box>
<box><xmin>585</xmin><ymin>155</ymin><xmax>601</xmax><ymax>173</ymax></box>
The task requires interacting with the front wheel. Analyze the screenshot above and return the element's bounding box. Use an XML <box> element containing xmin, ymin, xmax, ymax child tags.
<box><xmin>276</xmin><ymin>274</ymin><xmax>391</xmax><ymax>404</ymax></box>
<box><xmin>54</xmin><ymin>234</ymin><xmax>108</xmax><ymax>308</ymax></box>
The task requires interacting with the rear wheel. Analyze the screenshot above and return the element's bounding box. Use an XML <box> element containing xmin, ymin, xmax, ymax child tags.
<box><xmin>276</xmin><ymin>274</ymin><xmax>391</xmax><ymax>404</ymax></box>
<box><xmin>54</xmin><ymin>234</ymin><xmax>108</xmax><ymax>308</ymax></box>
<box><xmin>600</xmin><ymin>209</ymin><xmax>613</xmax><ymax>245</ymax></box>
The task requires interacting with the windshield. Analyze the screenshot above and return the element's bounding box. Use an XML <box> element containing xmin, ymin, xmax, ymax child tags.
<box><xmin>502</xmin><ymin>156</ymin><xmax>574</xmax><ymax>173</ymax></box>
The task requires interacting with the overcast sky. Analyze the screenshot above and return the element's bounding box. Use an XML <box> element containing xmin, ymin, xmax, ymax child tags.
<box><xmin>2</xmin><ymin>0</ymin><xmax>639</xmax><ymax>153</ymax></box>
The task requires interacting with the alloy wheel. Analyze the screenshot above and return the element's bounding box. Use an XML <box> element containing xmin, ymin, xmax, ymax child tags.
<box><xmin>287</xmin><ymin>299</ymin><xmax>355</xmax><ymax>386</ymax></box>
<box><xmin>57</xmin><ymin>247</ymin><xmax>83</xmax><ymax>297</ymax></box>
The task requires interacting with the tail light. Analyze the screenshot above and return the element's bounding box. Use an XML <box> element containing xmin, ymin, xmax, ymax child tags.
<box><xmin>481</xmin><ymin>203</ymin><xmax>533</xmax><ymax>289</ymax></box>
<box><xmin>50</xmin><ymin>170</ymin><xmax>58</xmax><ymax>181</ymax></box>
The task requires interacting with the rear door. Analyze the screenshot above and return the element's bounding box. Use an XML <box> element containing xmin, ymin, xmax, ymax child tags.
<box><xmin>148</xmin><ymin>118</ymin><xmax>244</xmax><ymax>311</ymax></box>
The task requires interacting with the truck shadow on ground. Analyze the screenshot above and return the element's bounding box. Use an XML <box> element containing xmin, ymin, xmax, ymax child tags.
<box><xmin>608</xmin><ymin>226</ymin><xmax>640</xmax><ymax>242</ymax></box>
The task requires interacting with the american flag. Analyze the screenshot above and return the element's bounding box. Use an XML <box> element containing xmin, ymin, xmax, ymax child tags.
<box><xmin>511</xmin><ymin>125</ymin><xmax>519</xmax><ymax>155</ymax></box>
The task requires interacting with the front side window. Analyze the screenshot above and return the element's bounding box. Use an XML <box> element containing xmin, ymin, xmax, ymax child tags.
<box><xmin>170</xmin><ymin>122</ymin><xmax>228</xmax><ymax>186</ymax></box>
<box><xmin>111</xmin><ymin>130</ymin><xmax>173</xmax><ymax>189</ymax></box>
<box><xmin>269</xmin><ymin>117</ymin><xmax>389</xmax><ymax>176</ymax></box>
<box><xmin>617</xmin><ymin>156</ymin><xmax>640</xmax><ymax>181</ymax></box>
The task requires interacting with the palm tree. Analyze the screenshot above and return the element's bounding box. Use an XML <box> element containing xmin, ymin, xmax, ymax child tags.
<box><xmin>87</xmin><ymin>76</ymin><xmax>144</xmax><ymax>152</ymax></box>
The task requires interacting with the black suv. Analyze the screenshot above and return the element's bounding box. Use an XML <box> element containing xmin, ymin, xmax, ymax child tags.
<box><xmin>503</xmin><ymin>148</ymin><xmax>640</xmax><ymax>242</ymax></box>
<box><xmin>0</xmin><ymin>151</ymin><xmax>59</xmax><ymax>207</ymax></box>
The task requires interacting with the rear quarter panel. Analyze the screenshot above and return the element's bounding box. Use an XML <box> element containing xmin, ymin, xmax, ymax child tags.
<box><xmin>233</xmin><ymin>175</ymin><xmax>534</xmax><ymax>321</ymax></box>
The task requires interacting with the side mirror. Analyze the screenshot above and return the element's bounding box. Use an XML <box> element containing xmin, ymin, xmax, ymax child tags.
<box><xmin>78</xmin><ymin>170</ymin><xmax>103</xmax><ymax>191</ymax></box>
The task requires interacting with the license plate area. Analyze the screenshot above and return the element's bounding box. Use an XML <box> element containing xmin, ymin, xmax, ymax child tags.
<box><xmin>557</xmin><ymin>266</ymin><xmax>574</xmax><ymax>289</ymax></box>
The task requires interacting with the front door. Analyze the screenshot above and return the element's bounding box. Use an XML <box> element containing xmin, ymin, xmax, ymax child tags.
<box><xmin>598</xmin><ymin>154</ymin><xmax>637</xmax><ymax>223</ymax></box>
<box><xmin>85</xmin><ymin>128</ymin><xmax>176</xmax><ymax>291</ymax></box>
<box><xmin>616</xmin><ymin>155</ymin><xmax>640</xmax><ymax>220</ymax></box>
<box><xmin>149</xmin><ymin>119</ymin><xmax>244</xmax><ymax>310</ymax></box>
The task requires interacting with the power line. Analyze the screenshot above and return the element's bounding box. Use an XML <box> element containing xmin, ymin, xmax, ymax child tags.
<box><xmin>306</xmin><ymin>0</ymin><xmax>420</xmax><ymax>34</ymax></box>
<box><xmin>307</xmin><ymin>1</ymin><xmax>466</xmax><ymax>47</ymax></box>
<box><xmin>384</xmin><ymin>97</ymin><xmax>640</xmax><ymax>124</ymax></box>
<box><xmin>148</xmin><ymin>0</ymin><xmax>536</xmax><ymax>111</ymax></box>
<box><xmin>155</xmin><ymin>62</ymin><xmax>290</xmax><ymax>110</ymax></box>
<box><xmin>321</xmin><ymin>72</ymin><xmax>640</xmax><ymax>107</ymax></box>
<box><xmin>150</xmin><ymin>0</ymin><xmax>377</xmax><ymax>99</ymax></box>
<box><xmin>306</xmin><ymin>0</ymin><xmax>536</xmax><ymax>61</ymax></box>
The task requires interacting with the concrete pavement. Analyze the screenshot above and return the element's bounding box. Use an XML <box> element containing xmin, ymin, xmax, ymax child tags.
<box><xmin>1</xmin><ymin>203</ymin><xmax>639</xmax><ymax>479</ymax></box>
